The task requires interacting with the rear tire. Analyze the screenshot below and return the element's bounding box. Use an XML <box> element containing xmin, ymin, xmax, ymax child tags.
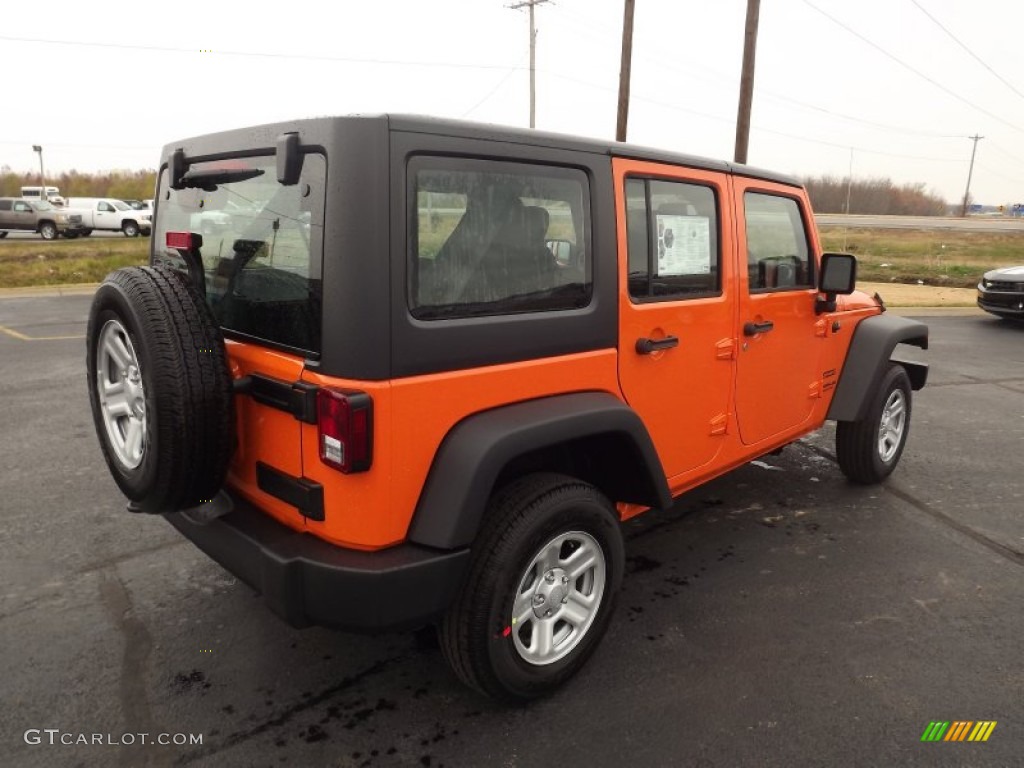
<box><xmin>836</xmin><ymin>363</ymin><xmax>912</xmax><ymax>484</ymax></box>
<box><xmin>439</xmin><ymin>473</ymin><xmax>624</xmax><ymax>703</ymax></box>
<box><xmin>86</xmin><ymin>265</ymin><xmax>235</xmax><ymax>512</ymax></box>
<box><xmin>0</xmin><ymin>231</ymin><xmax>8</xmax><ymax>239</ymax></box>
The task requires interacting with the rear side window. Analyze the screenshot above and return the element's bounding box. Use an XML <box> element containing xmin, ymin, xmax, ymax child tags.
<box><xmin>153</xmin><ymin>153</ymin><xmax>325</xmax><ymax>355</ymax></box>
<box><xmin>409</xmin><ymin>158</ymin><xmax>591</xmax><ymax>320</ymax></box>
<box><xmin>743</xmin><ymin>192</ymin><xmax>813</xmax><ymax>291</ymax></box>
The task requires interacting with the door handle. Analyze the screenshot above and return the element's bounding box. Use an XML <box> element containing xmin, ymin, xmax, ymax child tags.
<box><xmin>743</xmin><ymin>320</ymin><xmax>774</xmax><ymax>336</ymax></box>
<box><xmin>636</xmin><ymin>335</ymin><xmax>679</xmax><ymax>354</ymax></box>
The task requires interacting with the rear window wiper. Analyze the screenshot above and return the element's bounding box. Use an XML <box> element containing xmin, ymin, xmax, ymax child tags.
<box><xmin>179</xmin><ymin>167</ymin><xmax>264</xmax><ymax>191</ymax></box>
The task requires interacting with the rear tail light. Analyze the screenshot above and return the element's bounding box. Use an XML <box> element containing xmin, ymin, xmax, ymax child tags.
<box><xmin>166</xmin><ymin>231</ymin><xmax>201</xmax><ymax>250</ymax></box>
<box><xmin>317</xmin><ymin>388</ymin><xmax>372</xmax><ymax>473</ymax></box>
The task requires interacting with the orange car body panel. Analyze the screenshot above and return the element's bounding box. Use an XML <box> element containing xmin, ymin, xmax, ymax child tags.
<box><xmin>222</xmin><ymin>158</ymin><xmax>879</xmax><ymax>551</ymax></box>
<box><xmin>295</xmin><ymin>350</ymin><xmax>621</xmax><ymax>549</ymax></box>
<box><xmin>224</xmin><ymin>339</ymin><xmax>308</xmax><ymax>531</ymax></box>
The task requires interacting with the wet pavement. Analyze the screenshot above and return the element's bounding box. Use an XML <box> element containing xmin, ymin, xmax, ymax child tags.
<box><xmin>1</xmin><ymin>295</ymin><xmax>1021</xmax><ymax>767</ymax></box>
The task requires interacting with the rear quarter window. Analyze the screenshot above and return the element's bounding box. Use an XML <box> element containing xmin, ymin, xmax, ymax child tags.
<box><xmin>409</xmin><ymin>158</ymin><xmax>592</xmax><ymax>320</ymax></box>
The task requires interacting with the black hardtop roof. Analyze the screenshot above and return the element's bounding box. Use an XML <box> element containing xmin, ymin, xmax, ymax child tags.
<box><xmin>161</xmin><ymin>114</ymin><xmax>801</xmax><ymax>188</ymax></box>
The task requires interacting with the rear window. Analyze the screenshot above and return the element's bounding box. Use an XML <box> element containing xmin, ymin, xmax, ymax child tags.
<box><xmin>153</xmin><ymin>153</ymin><xmax>325</xmax><ymax>355</ymax></box>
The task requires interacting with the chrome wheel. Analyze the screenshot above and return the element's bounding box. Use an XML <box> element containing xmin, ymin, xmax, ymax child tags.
<box><xmin>510</xmin><ymin>530</ymin><xmax>606</xmax><ymax>666</ymax></box>
<box><xmin>877</xmin><ymin>388</ymin><xmax>907</xmax><ymax>464</ymax></box>
<box><xmin>95</xmin><ymin>319</ymin><xmax>147</xmax><ymax>469</ymax></box>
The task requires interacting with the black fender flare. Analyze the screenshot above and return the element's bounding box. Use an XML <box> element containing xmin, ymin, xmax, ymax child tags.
<box><xmin>406</xmin><ymin>392</ymin><xmax>671</xmax><ymax>550</ymax></box>
<box><xmin>827</xmin><ymin>314</ymin><xmax>929</xmax><ymax>423</ymax></box>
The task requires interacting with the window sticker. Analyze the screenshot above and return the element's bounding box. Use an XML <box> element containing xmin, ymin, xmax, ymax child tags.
<box><xmin>655</xmin><ymin>215</ymin><xmax>711</xmax><ymax>276</ymax></box>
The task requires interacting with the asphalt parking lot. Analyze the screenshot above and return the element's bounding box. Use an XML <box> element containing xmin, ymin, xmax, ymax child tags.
<box><xmin>1</xmin><ymin>294</ymin><xmax>1021</xmax><ymax>768</ymax></box>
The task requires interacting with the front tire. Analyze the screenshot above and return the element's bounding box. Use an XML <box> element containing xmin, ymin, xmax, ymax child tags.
<box><xmin>836</xmin><ymin>363</ymin><xmax>912</xmax><ymax>484</ymax></box>
<box><xmin>439</xmin><ymin>473</ymin><xmax>624</xmax><ymax>702</ymax></box>
<box><xmin>122</xmin><ymin>221</ymin><xmax>140</xmax><ymax>238</ymax></box>
<box><xmin>39</xmin><ymin>222</ymin><xmax>58</xmax><ymax>240</ymax></box>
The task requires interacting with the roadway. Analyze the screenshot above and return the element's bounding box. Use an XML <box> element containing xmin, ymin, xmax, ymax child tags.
<box><xmin>815</xmin><ymin>213</ymin><xmax>1024</xmax><ymax>231</ymax></box>
<box><xmin>0</xmin><ymin>294</ymin><xmax>1022</xmax><ymax>767</ymax></box>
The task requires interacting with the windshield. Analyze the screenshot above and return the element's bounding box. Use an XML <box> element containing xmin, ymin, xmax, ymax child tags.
<box><xmin>154</xmin><ymin>154</ymin><xmax>326</xmax><ymax>354</ymax></box>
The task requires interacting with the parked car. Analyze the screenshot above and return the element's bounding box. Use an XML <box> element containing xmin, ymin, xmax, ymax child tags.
<box><xmin>85</xmin><ymin>115</ymin><xmax>929</xmax><ymax>702</ymax></box>
<box><xmin>0</xmin><ymin>197</ymin><xmax>84</xmax><ymax>239</ymax></box>
<box><xmin>63</xmin><ymin>197</ymin><xmax>152</xmax><ymax>237</ymax></box>
<box><xmin>977</xmin><ymin>266</ymin><xmax>1024</xmax><ymax>319</ymax></box>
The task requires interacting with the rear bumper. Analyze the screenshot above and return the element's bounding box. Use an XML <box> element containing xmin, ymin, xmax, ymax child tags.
<box><xmin>165</xmin><ymin>492</ymin><xmax>470</xmax><ymax>632</ymax></box>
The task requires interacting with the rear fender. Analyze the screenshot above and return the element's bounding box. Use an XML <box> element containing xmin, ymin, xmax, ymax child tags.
<box><xmin>407</xmin><ymin>392</ymin><xmax>671</xmax><ymax>550</ymax></box>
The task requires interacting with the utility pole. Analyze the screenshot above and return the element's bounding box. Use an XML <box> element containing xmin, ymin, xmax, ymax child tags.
<box><xmin>733</xmin><ymin>0</ymin><xmax>761</xmax><ymax>164</ymax></box>
<box><xmin>616</xmin><ymin>0</ymin><xmax>636</xmax><ymax>142</ymax></box>
<box><xmin>960</xmin><ymin>134</ymin><xmax>983</xmax><ymax>217</ymax></box>
<box><xmin>508</xmin><ymin>0</ymin><xmax>550</xmax><ymax>129</ymax></box>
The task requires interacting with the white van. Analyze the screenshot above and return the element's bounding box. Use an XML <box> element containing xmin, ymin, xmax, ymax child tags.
<box><xmin>21</xmin><ymin>186</ymin><xmax>65</xmax><ymax>207</ymax></box>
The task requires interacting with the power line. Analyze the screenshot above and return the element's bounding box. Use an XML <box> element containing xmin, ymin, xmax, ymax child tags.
<box><xmin>0</xmin><ymin>34</ymin><xmax>521</xmax><ymax>72</ymax></box>
<box><xmin>975</xmin><ymin>162</ymin><xmax>1020</xmax><ymax>186</ymax></box>
<box><xmin>461</xmin><ymin>61</ymin><xmax>525</xmax><ymax>118</ymax></box>
<box><xmin>908</xmin><ymin>0</ymin><xmax>1024</xmax><ymax>105</ymax></box>
<box><xmin>800</xmin><ymin>0</ymin><xmax>1024</xmax><ymax>135</ymax></box>
<box><xmin>987</xmin><ymin>142</ymin><xmax>1024</xmax><ymax>170</ymax></box>
<box><xmin>757</xmin><ymin>92</ymin><xmax>966</xmax><ymax>139</ymax></box>
<box><xmin>546</xmin><ymin>3</ymin><xmax>966</xmax><ymax>140</ymax></box>
<box><xmin>541</xmin><ymin>69</ymin><xmax>965</xmax><ymax>163</ymax></box>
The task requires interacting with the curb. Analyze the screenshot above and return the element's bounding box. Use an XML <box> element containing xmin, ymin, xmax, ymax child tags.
<box><xmin>0</xmin><ymin>283</ymin><xmax>100</xmax><ymax>298</ymax></box>
<box><xmin>0</xmin><ymin>282</ymin><xmax>985</xmax><ymax>315</ymax></box>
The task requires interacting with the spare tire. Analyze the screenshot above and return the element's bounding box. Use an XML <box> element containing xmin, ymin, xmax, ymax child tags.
<box><xmin>86</xmin><ymin>265</ymin><xmax>235</xmax><ymax>512</ymax></box>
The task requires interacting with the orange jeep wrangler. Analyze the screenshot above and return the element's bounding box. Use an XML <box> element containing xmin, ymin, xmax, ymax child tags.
<box><xmin>86</xmin><ymin>115</ymin><xmax>928</xmax><ymax>702</ymax></box>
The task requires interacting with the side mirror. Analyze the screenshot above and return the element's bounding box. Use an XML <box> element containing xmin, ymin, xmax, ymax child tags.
<box><xmin>816</xmin><ymin>252</ymin><xmax>857</xmax><ymax>314</ymax></box>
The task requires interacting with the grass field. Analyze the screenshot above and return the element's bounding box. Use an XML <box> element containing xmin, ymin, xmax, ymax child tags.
<box><xmin>1</xmin><ymin>224</ymin><xmax>1021</xmax><ymax>289</ymax></box>
<box><xmin>818</xmin><ymin>226</ymin><xmax>1023</xmax><ymax>288</ymax></box>
<box><xmin>0</xmin><ymin>237</ymin><xmax>149</xmax><ymax>287</ymax></box>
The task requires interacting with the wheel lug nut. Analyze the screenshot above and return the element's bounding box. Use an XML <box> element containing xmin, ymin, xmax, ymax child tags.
<box><xmin>545</xmin><ymin>572</ymin><xmax>555</xmax><ymax>583</ymax></box>
<box><xmin>545</xmin><ymin>609</ymin><xmax>552</xmax><ymax>617</ymax></box>
<box><xmin>561</xmin><ymin>576</ymin><xmax>569</xmax><ymax>584</ymax></box>
<box><xmin>561</xmin><ymin>598</ymin><xmax>567</xmax><ymax>604</ymax></box>
<box><xmin>534</xmin><ymin>595</ymin><xmax>545</xmax><ymax>605</ymax></box>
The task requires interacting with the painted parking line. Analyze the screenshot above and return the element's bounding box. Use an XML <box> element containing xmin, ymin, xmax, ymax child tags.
<box><xmin>0</xmin><ymin>324</ymin><xmax>85</xmax><ymax>341</ymax></box>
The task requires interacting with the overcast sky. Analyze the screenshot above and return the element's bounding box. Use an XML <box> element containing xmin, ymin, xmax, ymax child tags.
<box><xmin>3</xmin><ymin>0</ymin><xmax>1023</xmax><ymax>206</ymax></box>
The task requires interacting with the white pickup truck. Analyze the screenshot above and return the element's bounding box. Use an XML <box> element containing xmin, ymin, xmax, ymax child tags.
<box><xmin>63</xmin><ymin>197</ymin><xmax>152</xmax><ymax>237</ymax></box>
